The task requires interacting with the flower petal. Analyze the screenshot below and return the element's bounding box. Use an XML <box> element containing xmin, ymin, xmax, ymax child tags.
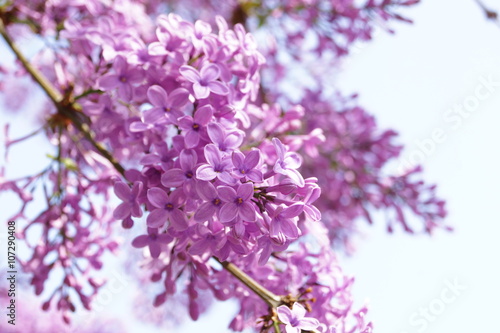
<box><xmin>161</xmin><ymin>168</ymin><xmax>185</xmax><ymax>187</ymax></box>
<box><xmin>169</xmin><ymin>209</ymin><xmax>188</xmax><ymax>231</ymax></box>
<box><xmin>284</xmin><ymin>152</ymin><xmax>302</xmax><ymax>169</ymax></box>
<box><xmin>218</xmin><ymin>186</ymin><xmax>237</xmax><ymax>202</ymax></box>
<box><xmin>297</xmin><ymin>318</ymin><xmax>320</xmax><ymax>330</ymax></box>
<box><xmin>244</xmin><ymin>150</ymin><xmax>260</xmax><ymax>169</ymax></box>
<box><xmin>196</xmin><ymin>164</ymin><xmax>217</xmax><ymax>181</ymax></box>
<box><xmin>291</xmin><ymin>302</ymin><xmax>306</xmax><ymax>318</ymax></box>
<box><xmin>281</xmin><ymin>203</ymin><xmax>304</xmax><ymax>218</ymax></box>
<box><xmin>200</xmin><ymin>63</ymin><xmax>220</xmax><ymax>81</ymax></box>
<box><xmin>238</xmin><ymin>202</ymin><xmax>256</xmax><ymax>222</ymax></box>
<box><xmin>149</xmin><ymin>243</ymin><xmax>161</xmax><ymax>258</ymax></box>
<box><xmin>168</xmin><ymin>87</ymin><xmax>190</xmax><ymax>107</ymax></box>
<box><xmin>193</xmin><ymin>82</ymin><xmax>210</xmax><ymax>99</ymax></box>
<box><xmin>147</xmin><ymin>85</ymin><xmax>168</xmax><ymax>107</ymax></box>
<box><xmin>277</xmin><ymin>305</ymin><xmax>293</xmax><ymax>325</ymax></box>
<box><xmin>204</xmin><ymin>143</ymin><xmax>221</xmax><ymax>166</ymax></box>
<box><xmin>147</xmin><ymin>187</ymin><xmax>169</xmax><ymax>208</ymax></box>
<box><xmin>147</xmin><ymin>209</ymin><xmax>170</xmax><ymax>228</ymax></box>
<box><xmin>237</xmin><ymin>183</ymin><xmax>254</xmax><ymax>201</ymax></box>
<box><xmin>219</xmin><ymin>202</ymin><xmax>239</xmax><ymax>222</ymax></box>
<box><xmin>208</xmin><ymin>81</ymin><xmax>229</xmax><ymax>95</ymax></box>
<box><xmin>179</xmin><ymin>65</ymin><xmax>201</xmax><ymax>83</ymax></box>
<box><xmin>272</xmin><ymin>138</ymin><xmax>286</xmax><ymax>160</ymax></box>
<box><xmin>180</xmin><ymin>149</ymin><xmax>198</xmax><ymax>171</ymax></box>
<box><xmin>196</xmin><ymin>181</ymin><xmax>217</xmax><ymax>201</ymax></box>
<box><xmin>184</xmin><ymin>130</ymin><xmax>200</xmax><ymax>148</ymax></box>
<box><xmin>207</xmin><ymin>123</ymin><xmax>225</xmax><ymax>145</ymax></box>
<box><xmin>194</xmin><ymin>202</ymin><xmax>216</xmax><ymax>222</ymax></box>
<box><xmin>131</xmin><ymin>235</ymin><xmax>149</xmax><ymax>248</ymax></box>
<box><xmin>98</xmin><ymin>74</ymin><xmax>120</xmax><ymax>90</ymax></box>
<box><xmin>113</xmin><ymin>202</ymin><xmax>131</xmax><ymax>220</ymax></box>
<box><xmin>232</xmin><ymin>151</ymin><xmax>245</xmax><ymax>169</ymax></box>
<box><xmin>114</xmin><ymin>182</ymin><xmax>131</xmax><ymax>201</ymax></box>
<box><xmin>194</xmin><ymin>105</ymin><xmax>213</xmax><ymax>125</ymax></box>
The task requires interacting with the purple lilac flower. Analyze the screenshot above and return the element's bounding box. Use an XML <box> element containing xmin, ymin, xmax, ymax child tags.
<box><xmin>161</xmin><ymin>149</ymin><xmax>198</xmax><ymax>193</ymax></box>
<box><xmin>218</xmin><ymin>183</ymin><xmax>256</xmax><ymax>222</ymax></box>
<box><xmin>145</xmin><ymin>85</ymin><xmax>190</xmax><ymax>124</ymax></box>
<box><xmin>132</xmin><ymin>228</ymin><xmax>173</xmax><ymax>258</ymax></box>
<box><xmin>196</xmin><ymin>144</ymin><xmax>235</xmax><ymax>184</ymax></box>
<box><xmin>277</xmin><ymin>302</ymin><xmax>320</xmax><ymax>333</ymax></box>
<box><xmin>178</xmin><ymin>105</ymin><xmax>213</xmax><ymax>148</ymax></box>
<box><xmin>146</xmin><ymin>187</ymin><xmax>188</xmax><ymax>230</ymax></box>
<box><xmin>180</xmin><ymin>63</ymin><xmax>229</xmax><ymax>99</ymax></box>
<box><xmin>269</xmin><ymin>203</ymin><xmax>304</xmax><ymax>242</ymax></box>
<box><xmin>207</xmin><ymin>123</ymin><xmax>244</xmax><ymax>152</ymax></box>
<box><xmin>113</xmin><ymin>181</ymin><xmax>143</xmax><ymax>220</ymax></box>
<box><xmin>231</xmin><ymin>149</ymin><xmax>262</xmax><ymax>182</ymax></box>
<box><xmin>193</xmin><ymin>181</ymin><xmax>223</xmax><ymax>222</ymax></box>
<box><xmin>273</xmin><ymin>138</ymin><xmax>305</xmax><ymax>187</ymax></box>
<box><xmin>98</xmin><ymin>56</ymin><xmax>143</xmax><ymax>101</ymax></box>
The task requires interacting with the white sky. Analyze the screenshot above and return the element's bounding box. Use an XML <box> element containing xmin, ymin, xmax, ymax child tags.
<box><xmin>337</xmin><ymin>0</ymin><xmax>500</xmax><ymax>332</ymax></box>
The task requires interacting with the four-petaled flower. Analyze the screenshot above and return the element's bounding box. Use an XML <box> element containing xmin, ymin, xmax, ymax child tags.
<box><xmin>194</xmin><ymin>181</ymin><xmax>223</xmax><ymax>222</ymax></box>
<box><xmin>180</xmin><ymin>63</ymin><xmax>229</xmax><ymax>99</ymax></box>
<box><xmin>218</xmin><ymin>183</ymin><xmax>256</xmax><ymax>222</ymax></box>
<box><xmin>145</xmin><ymin>85</ymin><xmax>190</xmax><ymax>124</ymax></box>
<box><xmin>178</xmin><ymin>105</ymin><xmax>213</xmax><ymax>148</ymax></box>
<box><xmin>98</xmin><ymin>56</ymin><xmax>143</xmax><ymax>101</ymax></box>
<box><xmin>132</xmin><ymin>228</ymin><xmax>172</xmax><ymax>259</ymax></box>
<box><xmin>147</xmin><ymin>187</ymin><xmax>188</xmax><ymax>230</ymax></box>
<box><xmin>161</xmin><ymin>149</ymin><xmax>198</xmax><ymax>194</ymax></box>
<box><xmin>196</xmin><ymin>144</ymin><xmax>235</xmax><ymax>184</ymax></box>
<box><xmin>273</xmin><ymin>138</ymin><xmax>305</xmax><ymax>187</ymax></box>
<box><xmin>277</xmin><ymin>302</ymin><xmax>320</xmax><ymax>333</ymax></box>
<box><xmin>207</xmin><ymin>123</ymin><xmax>244</xmax><ymax>152</ymax></box>
<box><xmin>113</xmin><ymin>181</ymin><xmax>143</xmax><ymax>220</ymax></box>
<box><xmin>269</xmin><ymin>203</ymin><xmax>304</xmax><ymax>242</ymax></box>
<box><xmin>232</xmin><ymin>149</ymin><xmax>262</xmax><ymax>182</ymax></box>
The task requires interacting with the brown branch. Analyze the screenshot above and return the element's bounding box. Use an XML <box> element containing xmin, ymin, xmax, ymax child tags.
<box><xmin>0</xmin><ymin>18</ymin><xmax>126</xmax><ymax>177</ymax></box>
<box><xmin>214</xmin><ymin>257</ymin><xmax>282</xmax><ymax>308</ymax></box>
<box><xmin>474</xmin><ymin>0</ymin><xmax>500</xmax><ymax>25</ymax></box>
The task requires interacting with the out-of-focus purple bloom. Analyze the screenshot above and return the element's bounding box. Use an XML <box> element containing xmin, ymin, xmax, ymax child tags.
<box><xmin>273</xmin><ymin>138</ymin><xmax>305</xmax><ymax>187</ymax></box>
<box><xmin>196</xmin><ymin>144</ymin><xmax>234</xmax><ymax>184</ymax></box>
<box><xmin>132</xmin><ymin>228</ymin><xmax>173</xmax><ymax>258</ymax></box>
<box><xmin>146</xmin><ymin>187</ymin><xmax>188</xmax><ymax>230</ymax></box>
<box><xmin>180</xmin><ymin>63</ymin><xmax>229</xmax><ymax>99</ymax></box>
<box><xmin>269</xmin><ymin>203</ymin><xmax>304</xmax><ymax>241</ymax></box>
<box><xmin>113</xmin><ymin>181</ymin><xmax>143</xmax><ymax>220</ymax></box>
<box><xmin>178</xmin><ymin>105</ymin><xmax>213</xmax><ymax>148</ymax></box>
<box><xmin>277</xmin><ymin>302</ymin><xmax>320</xmax><ymax>333</ymax></box>
<box><xmin>231</xmin><ymin>149</ymin><xmax>262</xmax><ymax>182</ymax></box>
<box><xmin>98</xmin><ymin>56</ymin><xmax>143</xmax><ymax>101</ymax></box>
<box><xmin>218</xmin><ymin>183</ymin><xmax>255</xmax><ymax>222</ymax></box>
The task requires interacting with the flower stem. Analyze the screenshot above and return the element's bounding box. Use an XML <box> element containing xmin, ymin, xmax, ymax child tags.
<box><xmin>214</xmin><ymin>257</ymin><xmax>282</xmax><ymax>308</ymax></box>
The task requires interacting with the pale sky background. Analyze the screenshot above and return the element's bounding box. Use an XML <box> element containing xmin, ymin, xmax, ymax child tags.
<box><xmin>1</xmin><ymin>0</ymin><xmax>500</xmax><ymax>332</ymax></box>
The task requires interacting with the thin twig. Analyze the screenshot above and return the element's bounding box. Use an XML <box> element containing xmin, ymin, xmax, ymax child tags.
<box><xmin>0</xmin><ymin>18</ymin><xmax>126</xmax><ymax>176</ymax></box>
<box><xmin>474</xmin><ymin>0</ymin><xmax>500</xmax><ymax>26</ymax></box>
<box><xmin>214</xmin><ymin>257</ymin><xmax>282</xmax><ymax>308</ymax></box>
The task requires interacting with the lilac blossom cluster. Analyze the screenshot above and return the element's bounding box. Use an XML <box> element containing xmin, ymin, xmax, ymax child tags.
<box><xmin>0</xmin><ymin>0</ymin><xmax>447</xmax><ymax>332</ymax></box>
